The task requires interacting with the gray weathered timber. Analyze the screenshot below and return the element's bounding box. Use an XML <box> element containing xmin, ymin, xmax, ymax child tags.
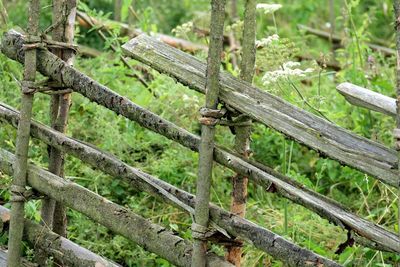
<box><xmin>0</xmin><ymin>117</ymin><xmax>340</xmax><ymax>267</ymax></box>
<box><xmin>0</xmin><ymin>104</ymin><xmax>398</xmax><ymax>257</ymax></box>
<box><xmin>121</xmin><ymin>34</ymin><xmax>399</xmax><ymax>187</ymax></box>
<box><xmin>7</xmin><ymin>1</ymin><xmax>40</xmax><ymax>266</ymax></box>
<box><xmin>192</xmin><ymin>1</ymin><xmax>226</xmax><ymax>266</ymax></box>
<box><xmin>337</xmin><ymin>82</ymin><xmax>396</xmax><ymax>117</ymax></box>
<box><xmin>393</xmin><ymin>1</ymin><xmax>400</xmax><ymax>237</ymax></box>
<box><xmin>0</xmin><ymin>206</ymin><xmax>120</xmax><ymax>267</ymax></box>
<box><xmin>0</xmin><ymin>149</ymin><xmax>232</xmax><ymax>267</ymax></box>
<box><xmin>1</xmin><ymin>32</ymin><xmax>399</xmax><ymax>252</ymax></box>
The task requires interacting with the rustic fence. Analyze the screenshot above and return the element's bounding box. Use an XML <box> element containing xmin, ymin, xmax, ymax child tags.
<box><xmin>0</xmin><ymin>0</ymin><xmax>399</xmax><ymax>266</ymax></box>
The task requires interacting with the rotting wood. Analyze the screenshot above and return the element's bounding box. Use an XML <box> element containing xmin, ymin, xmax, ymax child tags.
<box><xmin>76</xmin><ymin>11</ymin><xmax>208</xmax><ymax>53</ymax></box>
<box><xmin>120</xmin><ymin>34</ymin><xmax>399</xmax><ymax>187</ymax></box>
<box><xmin>0</xmin><ymin>205</ymin><xmax>120</xmax><ymax>267</ymax></box>
<box><xmin>226</xmin><ymin>0</ymin><xmax>256</xmax><ymax>265</ymax></box>
<box><xmin>1</xmin><ymin>32</ymin><xmax>399</xmax><ymax>252</ymax></box>
<box><xmin>0</xmin><ymin>103</ymin><xmax>398</xmax><ymax>255</ymax></box>
<box><xmin>7</xmin><ymin>1</ymin><xmax>40</xmax><ymax>266</ymax></box>
<box><xmin>298</xmin><ymin>24</ymin><xmax>396</xmax><ymax>56</ymax></box>
<box><xmin>192</xmin><ymin>1</ymin><xmax>226</xmax><ymax>266</ymax></box>
<box><xmin>337</xmin><ymin>82</ymin><xmax>396</xmax><ymax>117</ymax></box>
<box><xmin>0</xmin><ymin>149</ymin><xmax>232</xmax><ymax>267</ymax></box>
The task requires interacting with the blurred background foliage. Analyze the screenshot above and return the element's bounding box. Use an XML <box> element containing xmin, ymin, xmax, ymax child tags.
<box><xmin>0</xmin><ymin>0</ymin><xmax>399</xmax><ymax>266</ymax></box>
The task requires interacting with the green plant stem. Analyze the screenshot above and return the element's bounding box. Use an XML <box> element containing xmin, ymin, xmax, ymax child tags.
<box><xmin>344</xmin><ymin>0</ymin><xmax>363</xmax><ymax>67</ymax></box>
<box><xmin>7</xmin><ymin>0</ymin><xmax>40</xmax><ymax>266</ymax></box>
<box><xmin>192</xmin><ymin>0</ymin><xmax>226</xmax><ymax>266</ymax></box>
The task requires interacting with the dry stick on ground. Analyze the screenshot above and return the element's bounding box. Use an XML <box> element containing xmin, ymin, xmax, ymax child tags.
<box><xmin>0</xmin><ymin>206</ymin><xmax>120</xmax><ymax>267</ymax></box>
<box><xmin>76</xmin><ymin>11</ymin><xmax>208</xmax><ymax>53</ymax></box>
<box><xmin>2</xmin><ymin>31</ymin><xmax>400</xmax><ymax>253</ymax></box>
<box><xmin>0</xmin><ymin>105</ymin><xmax>341</xmax><ymax>267</ymax></box>
<box><xmin>121</xmin><ymin>34</ymin><xmax>399</xmax><ymax>187</ymax></box>
<box><xmin>297</xmin><ymin>24</ymin><xmax>396</xmax><ymax>56</ymax></box>
<box><xmin>6</xmin><ymin>1</ymin><xmax>40</xmax><ymax>266</ymax></box>
<box><xmin>76</xmin><ymin>9</ymin><xmax>154</xmax><ymax>96</ymax></box>
<box><xmin>225</xmin><ymin>0</ymin><xmax>256</xmax><ymax>266</ymax></box>
<box><xmin>0</xmin><ymin>150</ymin><xmax>232</xmax><ymax>267</ymax></box>
<box><xmin>393</xmin><ymin>0</ymin><xmax>400</xmax><ymax>238</ymax></box>
<box><xmin>192</xmin><ymin>1</ymin><xmax>226</xmax><ymax>266</ymax></box>
<box><xmin>39</xmin><ymin>3</ymin><xmax>77</xmax><ymax>255</ymax></box>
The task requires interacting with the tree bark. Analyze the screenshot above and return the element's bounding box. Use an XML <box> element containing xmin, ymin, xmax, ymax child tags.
<box><xmin>1</xmin><ymin>33</ymin><xmax>399</xmax><ymax>253</ymax></box>
<box><xmin>6</xmin><ymin>1</ymin><xmax>40</xmax><ymax>266</ymax></box>
<box><xmin>0</xmin><ymin>104</ymin><xmax>397</xmax><ymax>258</ymax></box>
<box><xmin>40</xmin><ymin>0</ymin><xmax>76</xmax><ymax>237</ymax></box>
<box><xmin>226</xmin><ymin>1</ymin><xmax>256</xmax><ymax>266</ymax></box>
<box><xmin>0</xmin><ymin>149</ymin><xmax>232</xmax><ymax>267</ymax></box>
<box><xmin>192</xmin><ymin>1</ymin><xmax>226</xmax><ymax>266</ymax></box>
<box><xmin>0</xmin><ymin>205</ymin><xmax>120</xmax><ymax>267</ymax></box>
<box><xmin>121</xmin><ymin>34</ymin><xmax>399</xmax><ymax>187</ymax></box>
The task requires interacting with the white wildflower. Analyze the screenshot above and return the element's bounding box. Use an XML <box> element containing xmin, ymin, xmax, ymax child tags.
<box><xmin>262</xmin><ymin>61</ymin><xmax>314</xmax><ymax>85</ymax></box>
<box><xmin>256</xmin><ymin>3</ymin><xmax>282</xmax><ymax>14</ymax></box>
<box><xmin>172</xmin><ymin>21</ymin><xmax>193</xmax><ymax>37</ymax></box>
<box><xmin>256</xmin><ymin>34</ymin><xmax>279</xmax><ymax>48</ymax></box>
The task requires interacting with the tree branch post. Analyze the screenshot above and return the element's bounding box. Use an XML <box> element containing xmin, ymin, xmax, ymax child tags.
<box><xmin>7</xmin><ymin>0</ymin><xmax>40</xmax><ymax>266</ymax></box>
<box><xmin>393</xmin><ymin>0</ymin><xmax>400</xmax><ymax>238</ymax></box>
<box><xmin>192</xmin><ymin>1</ymin><xmax>226</xmax><ymax>266</ymax></box>
<box><xmin>225</xmin><ymin>1</ymin><xmax>256</xmax><ymax>266</ymax></box>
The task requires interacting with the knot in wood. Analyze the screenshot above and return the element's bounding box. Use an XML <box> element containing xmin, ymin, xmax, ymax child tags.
<box><xmin>393</xmin><ymin>129</ymin><xmax>400</xmax><ymax>150</ymax></box>
<box><xmin>191</xmin><ymin>222</ymin><xmax>212</xmax><ymax>241</ymax></box>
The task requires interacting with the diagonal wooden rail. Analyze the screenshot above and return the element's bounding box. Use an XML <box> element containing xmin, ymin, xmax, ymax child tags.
<box><xmin>1</xmin><ymin>31</ymin><xmax>399</xmax><ymax>252</ymax></box>
<box><xmin>0</xmin><ymin>206</ymin><xmax>120</xmax><ymax>266</ymax></box>
<box><xmin>121</xmin><ymin>34</ymin><xmax>399</xmax><ymax>188</ymax></box>
<box><xmin>0</xmin><ymin>103</ymin><xmax>342</xmax><ymax>266</ymax></box>
<box><xmin>0</xmin><ymin>149</ymin><xmax>232</xmax><ymax>267</ymax></box>
<box><xmin>0</xmin><ymin>100</ymin><xmax>399</xmax><ymax>255</ymax></box>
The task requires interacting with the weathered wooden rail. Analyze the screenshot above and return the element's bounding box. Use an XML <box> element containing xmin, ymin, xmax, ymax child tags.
<box><xmin>121</xmin><ymin>34</ymin><xmax>399</xmax><ymax>188</ymax></box>
<box><xmin>1</xmin><ymin>31</ymin><xmax>399</xmax><ymax>256</ymax></box>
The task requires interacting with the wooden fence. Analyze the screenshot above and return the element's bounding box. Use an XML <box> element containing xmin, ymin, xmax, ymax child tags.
<box><xmin>0</xmin><ymin>0</ymin><xmax>399</xmax><ymax>266</ymax></box>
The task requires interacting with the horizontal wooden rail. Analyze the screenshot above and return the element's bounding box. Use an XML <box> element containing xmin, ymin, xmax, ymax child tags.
<box><xmin>0</xmin><ymin>103</ymin><xmax>398</xmax><ymax>255</ymax></box>
<box><xmin>0</xmin><ymin>206</ymin><xmax>120</xmax><ymax>267</ymax></box>
<box><xmin>121</xmin><ymin>34</ymin><xmax>399</xmax><ymax>187</ymax></box>
<box><xmin>337</xmin><ymin>82</ymin><xmax>396</xmax><ymax>117</ymax></box>
<box><xmin>0</xmin><ymin>149</ymin><xmax>232</xmax><ymax>267</ymax></box>
<box><xmin>1</xmin><ymin>31</ymin><xmax>399</xmax><ymax>252</ymax></box>
<box><xmin>0</xmin><ymin>103</ymin><xmax>342</xmax><ymax>266</ymax></box>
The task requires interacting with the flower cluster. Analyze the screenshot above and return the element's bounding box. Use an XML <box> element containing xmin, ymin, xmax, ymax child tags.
<box><xmin>172</xmin><ymin>21</ymin><xmax>194</xmax><ymax>38</ymax></box>
<box><xmin>256</xmin><ymin>3</ymin><xmax>282</xmax><ymax>14</ymax></box>
<box><xmin>262</xmin><ymin>61</ymin><xmax>314</xmax><ymax>85</ymax></box>
<box><xmin>256</xmin><ymin>34</ymin><xmax>280</xmax><ymax>48</ymax></box>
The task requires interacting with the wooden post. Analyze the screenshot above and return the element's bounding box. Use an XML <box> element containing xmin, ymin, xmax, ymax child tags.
<box><xmin>393</xmin><ymin>0</ymin><xmax>400</xmax><ymax>238</ymax></box>
<box><xmin>226</xmin><ymin>0</ymin><xmax>256</xmax><ymax>266</ymax></box>
<box><xmin>192</xmin><ymin>0</ymin><xmax>226</xmax><ymax>266</ymax></box>
<box><xmin>38</xmin><ymin>1</ymin><xmax>76</xmax><ymax>264</ymax></box>
<box><xmin>7</xmin><ymin>0</ymin><xmax>40</xmax><ymax>266</ymax></box>
<box><xmin>114</xmin><ymin>0</ymin><xmax>122</xmax><ymax>21</ymax></box>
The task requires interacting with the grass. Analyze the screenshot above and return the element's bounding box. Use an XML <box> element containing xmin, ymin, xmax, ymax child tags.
<box><xmin>0</xmin><ymin>0</ymin><xmax>399</xmax><ymax>266</ymax></box>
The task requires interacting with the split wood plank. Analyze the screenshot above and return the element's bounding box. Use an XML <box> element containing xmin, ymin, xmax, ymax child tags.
<box><xmin>1</xmin><ymin>31</ymin><xmax>399</xmax><ymax>253</ymax></box>
<box><xmin>121</xmin><ymin>34</ymin><xmax>399</xmax><ymax>188</ymax></box>
<box><xmin>337</xmin><ymin>82</ymin><xmax>396</xmax><ymax>117</ymax></box>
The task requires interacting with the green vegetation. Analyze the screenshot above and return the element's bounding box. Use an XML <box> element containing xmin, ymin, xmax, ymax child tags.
<box><xmin>0</xmin><ymin>0</ymin><xmax>399</xmax><ymax>266</ymax></box>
